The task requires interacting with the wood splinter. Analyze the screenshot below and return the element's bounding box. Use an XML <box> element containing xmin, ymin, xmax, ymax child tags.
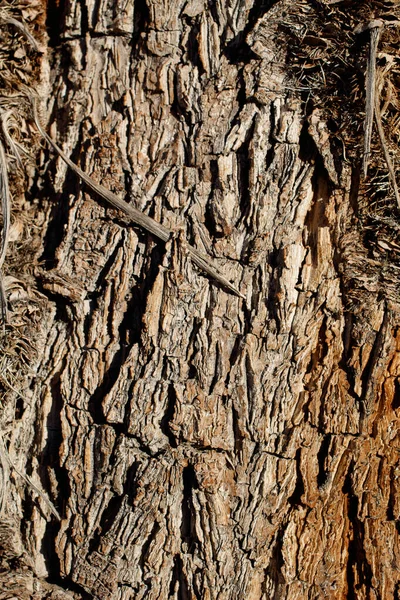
<box><xmin>31</xmin><ymin>98</ymin><xmax>245</xmax><ymax>300</ymax></box>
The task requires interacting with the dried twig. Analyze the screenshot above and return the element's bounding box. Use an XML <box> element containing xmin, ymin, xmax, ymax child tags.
<box><xmin>31</xmin><ymin>98</ymin><xmax>244</xmax><ymax>299</ymax></box>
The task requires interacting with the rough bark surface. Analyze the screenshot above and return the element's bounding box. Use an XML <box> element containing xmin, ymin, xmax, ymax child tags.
<box><xmin>1</xmin><ymin>1</ymin><xmax>400</xmax><ymax>599</ymax></box>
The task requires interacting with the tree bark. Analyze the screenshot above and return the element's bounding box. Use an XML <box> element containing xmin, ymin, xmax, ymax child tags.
<box><xmin>1</xmin><ymin>1</ymin><xmax>400</xmax><ymax>599</ymax></box>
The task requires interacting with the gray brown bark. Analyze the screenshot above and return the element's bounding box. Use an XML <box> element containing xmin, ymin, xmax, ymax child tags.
<box><xmin>1</xmin><ymin>1</ymin><xmax>400</xmax><ymax>599</ymax></box>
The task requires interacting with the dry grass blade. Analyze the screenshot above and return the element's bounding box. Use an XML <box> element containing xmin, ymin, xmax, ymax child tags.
<box><xmin>0</xmin><ymin>274</ymin><xmax>7</xmax><ymax>327</ymax></box>
<box><xmin>356</xmin><ymin>17</ymin><xmax>400</xmax><ymax>208</ymax></box>
<box><xmin>12</xmin><ymin>465</ymin><xmax>61</xmax><ymax>521</ymax></box>
<box><xmin>0</xmin><ymin>140</ymin><xmax>10</xmax><ymax>322</ymax></box>
<box><xmin>0</xmin><ymin>109</ymin><xmax>27</xmax><ymax>169</ymax></box>
<box><xmin>2</xmin><ymin>14</ymin><xmax>40</xmax><ymax>52</ymax></box>
<box><xmin>0</xmin><ymin>433</ymin><xmax>60</xmax><ymax>521</ymax></box>
<box><xmin>0</xmin><ymin>433</ymin><xmax>10</xmax><ymax>518</ymax></box>
<box><xmin>361</xmin><ymin>21</ymin><xmax>383</xmax><ymax>176</ymax></box>
<box><xmin>0</xmin><ymin>140</ymin><xmax>10</xmax><ymax>269</ymax></box>
<box><xmin>31</xmin><ymin>97</ymin><xmax>244</xmax><ymax>299</ymax></box>
<box><xmin>374</xmin><ymin>91</ymin><xmax>400</xmax><ymax>208</ymax></box>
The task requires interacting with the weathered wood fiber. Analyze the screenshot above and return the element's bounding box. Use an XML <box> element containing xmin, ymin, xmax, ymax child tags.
<box><xmin>1</xmin><ymin>1</ymin><xmax>400</xmax><ymax>599</ymax></box>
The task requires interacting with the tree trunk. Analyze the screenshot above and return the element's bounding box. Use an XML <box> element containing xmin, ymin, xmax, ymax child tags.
<box><xmin>1</xmin><ymin>1</ymin><xmax>400</xmax><ymax>599</ymax></box>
